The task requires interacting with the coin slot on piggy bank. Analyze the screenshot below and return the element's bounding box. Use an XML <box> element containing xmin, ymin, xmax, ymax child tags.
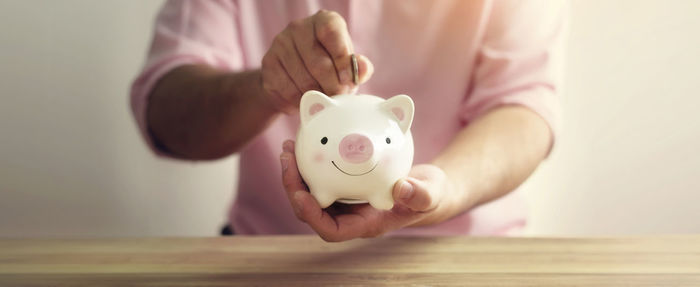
<box><xmin>295</xmin><ymin>90</ymin><xmax>415</xmax><ymax>210</ymax></box>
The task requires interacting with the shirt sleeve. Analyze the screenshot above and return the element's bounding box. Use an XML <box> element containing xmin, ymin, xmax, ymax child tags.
<box><xmin>460</xmin><ymin>0</ymin><xmax>567</xmax><ymax>153</ymax></box>
<box><xmin>129</xmin><ymin>0</ymin><xmax>244</xmax><ymax>157</ymax></box>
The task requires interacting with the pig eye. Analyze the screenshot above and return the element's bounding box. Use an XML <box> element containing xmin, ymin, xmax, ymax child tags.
<box><xmin>321</xmin><ymin>137</ymin><xmax>328</xmax><ymax>145</ymax></box>
<box><xmin>385</xmin><ymin>137</ymin><xmax>391</xmax><ymax>144</ymax></box>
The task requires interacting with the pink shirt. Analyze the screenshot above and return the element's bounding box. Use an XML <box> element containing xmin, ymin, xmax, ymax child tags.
<box><xmin>131</xmin><ymin>0</ymin><xmax>564</xmax><ymax>236</ymax></box>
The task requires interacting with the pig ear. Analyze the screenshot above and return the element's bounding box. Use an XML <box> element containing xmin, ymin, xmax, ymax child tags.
<box><xmin>381</xmin><ymin>94</ymin><xmax>414</xmax><ymax>134</ymax></box>
<box><xmin>300</xmin><ymin>90</ymin><xmax>336</xmax><ymax>125</ymax></box>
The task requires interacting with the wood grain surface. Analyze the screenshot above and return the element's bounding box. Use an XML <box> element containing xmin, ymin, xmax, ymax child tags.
<box><xmin>0</xmin><ymin>235</ymin><xmax>699</xmax><ymax>286</ymax></box>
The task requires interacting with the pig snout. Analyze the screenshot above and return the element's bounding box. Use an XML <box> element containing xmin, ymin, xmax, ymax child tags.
<box><xmin>339</xmin><ymin>133</ymin><xmax>373</xmax><ymax>164</ymax></box>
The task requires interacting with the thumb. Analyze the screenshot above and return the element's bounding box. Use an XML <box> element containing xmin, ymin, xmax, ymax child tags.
<box><xmin>356</xmin><ymin>54</ymin><xmax>374</xmax><ymax>84</ymax></box>
<box><xmin>392</xmin><ymin>178</ymin><xmax>436</xmax><ymax>212</ymax></box>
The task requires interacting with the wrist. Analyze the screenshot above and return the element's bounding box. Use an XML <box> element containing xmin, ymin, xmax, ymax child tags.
<box><xmin>445</xmin><ymin>170</ymin><xmax>480</xmax><ymax>213</ymax></box>
<box><xmin>428</xmin><ymin>163</ymin><xmax>481</xmax><ymax>223</ymax></box>
<box><xmin>430</xmin><ymin>176</ymin><xmax>464</xmax><ymax>225</ymax></box>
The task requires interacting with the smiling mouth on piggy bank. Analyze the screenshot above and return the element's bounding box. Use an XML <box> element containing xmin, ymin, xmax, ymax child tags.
<box><xmin>331</xmin><ymin>161</ymin><xmax>378</xmax><ymax>176</ymax></box>
<box><xmin>328</xmin><ymin>133</ymin><xmax>382</xmax><ymax>176</ymax></box>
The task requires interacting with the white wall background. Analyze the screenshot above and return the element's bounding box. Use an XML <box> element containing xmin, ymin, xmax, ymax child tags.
<box><xmin>0</xmin><ymin>0</ymin><xmax>698</xmax><ymax>237</ymax></box>
<box><xmin>526</xmin><ymin>0</ymin><xmax>700</xmax><ymax>235</ymax></box>
<box><xmin>0</xmin><ymin>0</ymin><xmax>235</xmax><ymax>237</ymax></box>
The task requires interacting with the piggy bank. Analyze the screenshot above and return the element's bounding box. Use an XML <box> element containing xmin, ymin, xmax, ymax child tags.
<box><xmin>295</xmin><ymin>90</ymin><xmax>415</xmax><ymax>210</ymax></box>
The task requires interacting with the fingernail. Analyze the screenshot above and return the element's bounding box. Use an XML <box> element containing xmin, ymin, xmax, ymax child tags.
<box><xmin>280</xmin><ymin>155</ymin><xmax>289</xmax><ymax>172</ymax></box>
<box><xmin>340</xmin><ymin>68</ymin><xmax>351</xmax><ymax>85</ymax></box>
<box><xmin>399</xmin><ymin>181</ymin><xmax>413</xmax><ymax>201</ymax></box>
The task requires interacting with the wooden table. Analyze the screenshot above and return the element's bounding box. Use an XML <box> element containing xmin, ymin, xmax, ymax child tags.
<box><xmin>1</xmin><ymin>235</ymin><xmax>699</xmax><ymax>286</ymax></box>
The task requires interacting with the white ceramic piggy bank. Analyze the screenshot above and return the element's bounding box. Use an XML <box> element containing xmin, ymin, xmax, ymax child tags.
<box><xmin>295</xmin><ymin>90</ymin><xmax>415</xmax><ymax>210</ymax></box>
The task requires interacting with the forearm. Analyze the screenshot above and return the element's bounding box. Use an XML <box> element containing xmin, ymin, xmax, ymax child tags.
<box><xmin>147</xmin><ymin>65</ymin><xmax>279</xmax><ymax>160</ymax></box>
<box><xmin>429</xmin><ymin>106</ymin><xmax>553</xmax><ymax>223</ymax></box>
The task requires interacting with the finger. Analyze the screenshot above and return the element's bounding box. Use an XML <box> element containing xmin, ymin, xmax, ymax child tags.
<box><xmin>280</xmin><ymin>141</ymin><xmax>308</xmax><ymax>219</ymax></box>
<box><xmin>293</xmin><ymin>13</ymin><xmax>347</xmax><ymax>95</ymax></box>
<box><xmin>356</xmin><ymin>54</ymin><xmax>374</xmax><ymax>84</ymax></box>
<box><xmin>283</xmin><ymin>140</ymin><xmax>306</xmax><ymax>189</ymax></box>
<box><xmin>312</xmin><ymin>10</ymin><xmax>355</xmax><ymax>87</ymax></box>
<box><xmin>313</xmin><ymin>10</ymin><xmax>352</xmax><ymax>61</ymax></box>
<box><xmin>392</xmin><ymin>178</ymin><xmax>438</xmax><ymax>212</ymax></box>
<box><xmin>280</xmin><ymin>152</ymin><xmax>306</xmax><ymax>194</ymax></box>
<box><xmin>261</xmin><ymin>52</ymin><xmax>301</xmax><ymax>112</ymax></box>
<box><xmin>273</xmin><ymin>29</ymin><xmax>321</xmax><ymax>94</ymax></box>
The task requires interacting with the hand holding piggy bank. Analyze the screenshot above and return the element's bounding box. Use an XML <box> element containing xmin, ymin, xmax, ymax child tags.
<box><xmin>295</xmin><ymin>90</ymin><xmax>415</xmax><ymax>210</ymax></box>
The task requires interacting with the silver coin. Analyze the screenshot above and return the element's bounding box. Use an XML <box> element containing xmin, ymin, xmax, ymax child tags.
<box><xmin>351</xmin><ymin>54</ymin><xmax>359</xmax><ymax>85</ymax></box>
